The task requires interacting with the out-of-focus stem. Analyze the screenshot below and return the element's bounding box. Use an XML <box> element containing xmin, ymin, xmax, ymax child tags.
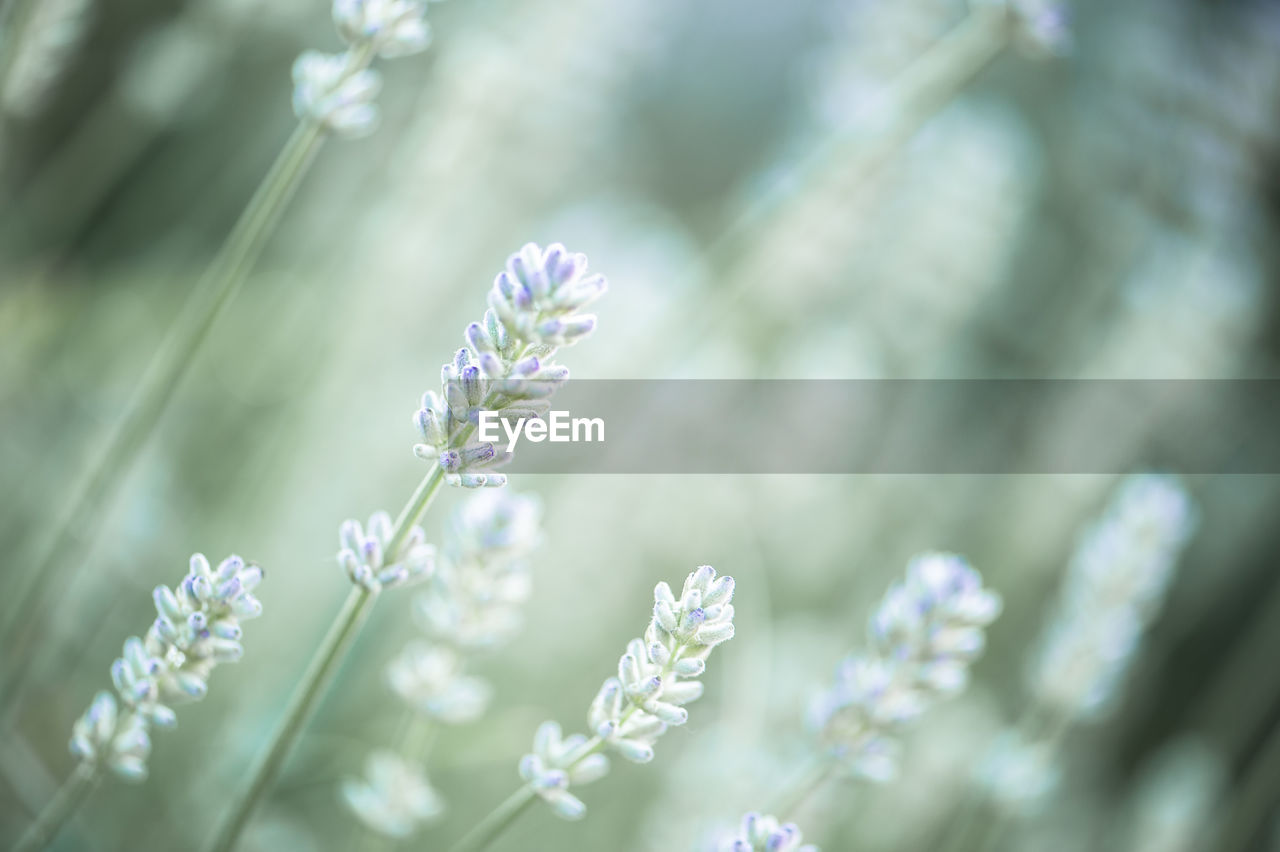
<box><xmin>206</xmin><ymin>464</ymin><xmax>446</xmax><ymax>852</ymax></box>
<box><xmin>639</xmin><ymin>7</ymin><xmax>1013</xmax><ymax>371</ymax></box>
<box><xmin>12</xmin><ymin>760</ymin><xmax>98</xmax><ymax>852</ymax></box>
<box><xmin>0</xmin><ymin>116</ymin><xmax>327</xmax><ymax>714</ymax></box>
<box><xmin>445</xmin><ymin>785</ymin><xmax>538</xmax><ymax>852</ymax></box>
<box><xmin>769</xmin><ymin>758</ymin><xmax>837</xmax><ymax>821</ymax></box>
<box><xmin>939</xmin><ymin>700</ymin><xmax>1072</xmax><ymax>852</ymax></box>
<box><xmin>207</xmin><ymin>585</ymin><xmax>377</xmax><ymax>852</ymax></box>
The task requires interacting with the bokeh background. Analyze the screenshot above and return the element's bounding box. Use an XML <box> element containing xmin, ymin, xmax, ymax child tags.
<box><xmin>2</xmin><ymin>0</ymin><xmax>1280</xmax><ymax>849</ymax></box>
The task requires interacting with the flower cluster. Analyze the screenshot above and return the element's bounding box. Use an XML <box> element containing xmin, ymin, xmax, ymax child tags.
<box><xmin>1027</xmin><ymin>474</ymin><xmax>1195</xmax><ymax>720</ymax></box>
<box><xmin>343</xmin><ymin>491</ymin><xmax>542</xmax><ymax>837</ymax></box>
<box><xmin>291</xmin><ymin>52</ymin><xmax>382</xmax><ymax>137</ymax></box>
<box><xmin>341</xmin><ymin>750</ymin><xmax>443</xmax><ymax>838</ymax></box>
<box><xmin>337</xmin><ymin>511</ymin><xmax>435</xmax><ymax>592</ymax></box>
<box><xmin>69</xmin><ymin>554</ymin><xmax>263</xmax><ymax>781</ymax></box>
<box><xmin>388</xmin><ymin>490</ymin><xmax>542</xmax><ymax>724</ymax></box>
<box><xmin>719</xmin><ymin>812</ymin><xmax>818</xmax><ymax>852</ymax></box>
<box><xmin>413</xmin><ymin>243</ymin><xmax>606</xmax><ymax>488</ymax></box>
<box><xmin>291</xmin><ymin>0</ymin><xmax>438</xmax><ymax>137</ymax></box>
<box><xmin>415</xmin><ymin>490</ymin><xmax>542</xmax><ymax>649</ymax></box>
<box><xmin>518</xmin><ymin>722</ymin><xmax>611</xmax><ymax>821</ymax></box>
<box><xmin>809</xmin><ymin>552</ymin><xmax>1001</xmax><ymax>780</ymax></box>
<box><xmin>386</xmin><ymin>642</ymin><xmax>490</xmax><ymax>723</ymax></box>
<box><xmin>520</xmin><ymin>566</ymin><xmax>736</xmax><ymax>820</ymax></box>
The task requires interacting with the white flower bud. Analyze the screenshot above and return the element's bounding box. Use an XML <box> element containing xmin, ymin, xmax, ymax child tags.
<box><xmin>336</xmin><ymin>512</ymin><xmax>434</xmax><ymax>593</ymax></box>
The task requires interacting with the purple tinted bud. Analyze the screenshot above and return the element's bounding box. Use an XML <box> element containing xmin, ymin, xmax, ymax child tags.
<box><xmin>439</xmin><ymin>449</ymin><xmax>462</xmax><ymax>472</ymax></box>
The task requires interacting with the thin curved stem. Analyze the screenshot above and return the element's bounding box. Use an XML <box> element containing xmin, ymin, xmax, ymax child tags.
<box><xmin>207</xmin><ymin>584</ymin><xmax>376</xmax><ymax>852</ymax></box>
<box><xmin>206</xmin><ymin>464</ymin><xmax>446</xmax><ymax>852</ymax></box>
<box><xmin>0</xmin><ymin>118</ymin><xmax>328</xmax><ymax>717</ymax></box>
<box><xmin>446</xmin><ymin>785</ymin><xmax>538</xmax><ymax>852</ymax></box>
<box><xmin>770</xmin><ymin>758</ymin><xmax>837</xmax><ymax>821</ymax></box>
<box><xmin>353</xmin><ymin>714</ymin><xmax>437</xmax><ymax>852</ymax></box>
<box><xmin>936</xmin><ymin>700</ymin><xmax>1073</xmax><ymax>852</ymax></box>
<box><xmin>13</xmin><ymin>761</ymin><xmax>98</xmax><ymax>852</ymax></box>
<box><xmin>445</xmin><ymin>730</ymin><xmax>605</xmax><ymax>852</ymax></box>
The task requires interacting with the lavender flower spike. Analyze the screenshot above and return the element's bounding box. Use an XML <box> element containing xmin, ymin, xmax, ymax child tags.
<box><xmin>1028</xmin><ymin>474</ymin><xmax>1195</xmax><ymax>721</ymax></box>
<box><xmin>810</xmin><ymin>552</ymin><xmax>1001</xmax><ymax>781</ymax></box>
<box><xmin>338</xmin><ymin>510</ymin><xmax>435</xmax><ymax>592</ymax></box>
<box><xmin>341</xmin><ymin>491</ymin><xmax>543</xmax><ymax>838</ymax></box>
<box><xmin>720</xmin><ymin>812</ymin><xmax>819</xmax><ymax>852</ymax></box>
<box><xmin>413</xmin><ymin>244</ymin><xmax>606</xmax><ymax>488</ymax></box>
<box><xmin>291</xmin><ymin>0</ymin><xmax>440</xmax><ymax>139</ymax></box>
<box><xmin>69</xmin><ymin>554</ymin><xmax>263</xmax><ymax>781</ymax></box>
<box><xmin>519</xmin><ymin>566</ymin><xmax>735</xmax><ymax>820</ymax></box>
<box><xmin>415</xmin><ymin>490</ymin><xmax>542</xmax><ymax>650</ymax></box>
<box><xmin>292</xmin><ymin>51</ymin><xmax>382</xmax><ymax>137</ymax></box>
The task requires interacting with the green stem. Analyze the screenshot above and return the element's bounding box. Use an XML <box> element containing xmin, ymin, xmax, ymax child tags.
<box><xmin>206</xmin><ymin>465</ymin><xmax>446</xmax><ymax>852</ymax></box>
<box><xmin>770</xmin><ymin>758</ymin><xmax>837</xmax><ymax>820</ymax></box>
<box><xmin>0</xmin><ymin>117</ymin><xmax>327</xmax><ymax>716</ymax></box>
<box><xmin>938</xmin><ymin>701</ymin><xmax>1073</xmax><ymax>852</ymax></box>
<box><xmin>13</xmin><ymin>761</ymin><xmax>98</xmax><ymax>852</ymax></box>
<box><xmin>446</xmin><ymin>730</ymin><xmax>603</xmax><ymax>852</ymax></box>
<box><xmin>389</xmin><ymin>463</ymin><xmax>449</xmax><ymax>556</ymax></box>
<box><xmin>207</xmin><ymin>585</ymin><xmax>376</xmax><ymax>852</ymax></box>
<box><xmin>446</xmin><ymin>786</ymin><xmax>538</xmax><ymax>852</ymax></box>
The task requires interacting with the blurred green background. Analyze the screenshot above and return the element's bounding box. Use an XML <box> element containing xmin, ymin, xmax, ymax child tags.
<box><xmin>2</xmin><ymin>0</ymin><xmax>1280</xmax><ymax>849</ymax></box>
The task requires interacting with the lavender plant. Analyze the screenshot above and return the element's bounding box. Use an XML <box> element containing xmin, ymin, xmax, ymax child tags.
<box><xmin>720</xmin><ymin>812</ymin><xmax>819</xmax><ymax>852</ymax></box>
<box><xmin>414</xmin><ymin>490</ymin><xmax>542</xmax><ymax>650</ymax></box>
<box><xmin>206</xmin><ymin>243</ymin><xmax>604</xmax><ymax>852</ymax></box>
<box><xmin>342</xmin><ymin>750</ymin><xmax>444</xmax><ymax>839</ymax></box>
<box><xmin>1027</xmin><ymin>474</ymin><xmax>1195</xmax><ymax>723</ymax></box>
<box><xmin>948</xmin><ymin>475</ymin><xmax>1196</xmax><ymax>852</ymax></box>
<box><xmin>448</xmin><ymin>566</ymin><xmax>736</xmax><ymax>852</ymax></box>
<box><xmin>0</xmin><ymin>0</ymin><xmax>448</xmax><ymax>717</ymax></box>
<box><xmin>412</xmin><ymin>242</ymin><xmax>605</xmax><ymax>487</ymax></box>
<box><xmin>808</xmin><ymin>553</ymin><xmax>1002</xmax><ymax>783</ymax></box>
<box><xmin>14</xmin><ymin>554</ymin><xmax>263</xmax><ymax>852</ymax></box>
<box><xmin>343</xmin><ymin>490</ymin><xmax>542</xmax><ymax>839</ymax></box>
<box><xmin>747</xmin><ymin>553</ymin><xmax>1001</xmax><ymax>826</ymax></box>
